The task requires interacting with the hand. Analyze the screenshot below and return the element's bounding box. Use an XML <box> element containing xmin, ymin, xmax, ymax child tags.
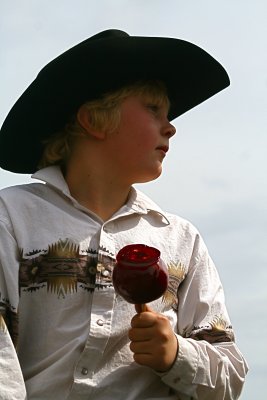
<box><xmin>128</xmin><ymin>304</ymin><xmax>178</xmax><ymax>372</ymax></box>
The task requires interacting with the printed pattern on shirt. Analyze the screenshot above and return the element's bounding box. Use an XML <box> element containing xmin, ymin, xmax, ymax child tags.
<box><xmin>188</xmin><ymin>315</ymin><xmax>235</xmax><ymax>343</ymax></box>
<box><xmin>163</xmin><ymin>260</ymin><xmax>187</xmax><ymax>309</ymax></box>
<box><xmin>0</xmin><ymin>302</ymin><xmax>19</xmax><ymax>347</ymax></box>
<box><xmin>0</xmin><ymin>312</ymin><xmax>6</xmax><ymax>333</ymax></box>
<box><xmin>0</xmin><ymin>292</ymin><xmax>16</xmax><ymax>312</ymax></box>
<box><xmin>19</xmin><ymin>238</ymin><xmax>115</xmax><ymax>298</ymax></box>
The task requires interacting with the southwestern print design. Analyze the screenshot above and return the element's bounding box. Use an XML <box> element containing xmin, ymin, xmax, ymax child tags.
<box><xmin>0</xmin><ymin>312</ymin><xmax>6</xmax><ymax>333</ymax></box>
<box><xmin>189</xmin><ymin>315</ymin><xmax>235</xmax><ymax>343</ymax></box>
<box><xmin>162</xmin><ymin>261</ymin><xmax>234</xmax><ymax>344</ymax></box>
<box><xmin>19</xmin><ymin>238</ymin><xmax>115</xmax><ymax>298</ymax></box>
<box><xmin>0</xmin><ymin>302</ymin><xmax>19</xmax><ymax>347</ymax></box>
<box><xmin>162</xmin><ymin>260</ymin><xmax>187</xmax><ymax>309</ymax></box>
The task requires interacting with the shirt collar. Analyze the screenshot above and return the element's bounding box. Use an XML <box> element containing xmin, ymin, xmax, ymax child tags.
<box><xmin>32</xmin><ymin>166</ymin><xmax>71</xmax><ymax>197</ymax></box>
<box><xmin>32</xmin><ymin>166</ymin><xmax>170</xmax><ymax>225</ymax></box>
<box><xmin>121</xmin><ymin>188</ymin><xmax>170</xmax><ymax>225</ymax></box>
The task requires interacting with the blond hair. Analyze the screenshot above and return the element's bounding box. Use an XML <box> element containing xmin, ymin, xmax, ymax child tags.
<box><xmin>38</xmin><ymin>80</ymin><xmax>170</xmax><ymax>169</ymax></box>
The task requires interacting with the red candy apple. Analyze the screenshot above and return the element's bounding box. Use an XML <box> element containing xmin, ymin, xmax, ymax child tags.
<box><xmin>112</xmin><ymin>244</ymin><xmax>168</xmax><ymax>305</ymax></box>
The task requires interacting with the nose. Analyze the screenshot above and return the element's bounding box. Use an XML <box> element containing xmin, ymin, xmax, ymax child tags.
<box><xmin>163</xmin><ymin>120</ymin><xmax>176</xmax><ymax>139</ymax></box>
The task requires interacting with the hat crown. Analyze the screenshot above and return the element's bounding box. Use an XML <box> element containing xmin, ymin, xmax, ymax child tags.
<box><xmin>88</xmin><ymin>29</ymin><xmax>130</xmax><ymax>41</ymax></box>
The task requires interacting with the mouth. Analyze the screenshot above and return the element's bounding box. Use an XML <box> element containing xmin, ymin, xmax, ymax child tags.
<box><xmin>156</xmin><ymin>145</ymin><xmax>169</xmax><ymax>155</ymax></box>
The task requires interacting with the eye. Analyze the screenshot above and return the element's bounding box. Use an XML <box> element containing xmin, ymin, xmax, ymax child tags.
<box><xmin>146</xmin><ymin>104</ymin><xmax>159</xmax><ymax>113</ymax></box>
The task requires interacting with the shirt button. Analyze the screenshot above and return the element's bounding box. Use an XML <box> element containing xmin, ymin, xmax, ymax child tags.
<box><xmin>101</xmin><ymin>269</ymin><xmax>110</xmax><ymax>277</ymax></box>
<box><xmin>103</xmin><ymin>223</ymin><xmax>114</xmax><ymax>233</ymax></box>
<box><xmin>96</xmin><ymin>319</ymin><xmax>104</xmax><ymax>326</ymax></box>
<box><xmin>81</xmin><ymin>367</ymin><xmax>88</xmax><ymax>375</ymax></box>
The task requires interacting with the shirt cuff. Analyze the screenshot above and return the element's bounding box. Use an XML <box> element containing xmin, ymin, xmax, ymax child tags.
<box><xmin>158</xmin><ymin>334</ymin><xmax>199</xmax><ymax>398</ymax></box>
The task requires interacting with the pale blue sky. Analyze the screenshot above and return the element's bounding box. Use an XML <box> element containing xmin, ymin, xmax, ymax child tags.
<box><xmin>1</xmin><ymin>1</ymin><xmax>267</xmax><ymax>398</ymax></box>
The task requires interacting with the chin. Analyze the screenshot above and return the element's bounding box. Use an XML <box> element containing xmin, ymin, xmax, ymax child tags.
<box><xmin>136</xmin><ymin>169</ymin><xmax>163</xmax><ymax>184</ymax></box>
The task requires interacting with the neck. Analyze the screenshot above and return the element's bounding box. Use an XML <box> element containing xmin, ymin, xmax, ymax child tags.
<box><xmin>64</xmin><ymin>164</ymin><xmax>131</xmax><ymax>222</ymax></box>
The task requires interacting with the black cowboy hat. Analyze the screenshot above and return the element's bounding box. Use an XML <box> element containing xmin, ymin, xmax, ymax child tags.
<box><xmin>0</xmin><ymin>29</ymin><xmax>230</xmax><ymax>173</ymax></box>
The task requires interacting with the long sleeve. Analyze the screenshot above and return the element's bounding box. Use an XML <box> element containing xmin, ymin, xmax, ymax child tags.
<box><xmin>0</xmin><ymin>312</ymin><xmax>27</xmax><ymax>400</ymax></box>
<box><xmin>160</xmin><ymin>233</ymin><xmax>248</xmax><ymax>399</ymax></box>
<box><xmin>0</xmin><ymin>214</ymin><xmax>27</xmax><ymax>399</ymax></box>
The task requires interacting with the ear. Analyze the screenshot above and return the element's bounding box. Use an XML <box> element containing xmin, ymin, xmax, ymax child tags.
<box><xmin>76</xmin><ymin>104</ymin><xmax>106</xmax><ymax>140</ymax></box>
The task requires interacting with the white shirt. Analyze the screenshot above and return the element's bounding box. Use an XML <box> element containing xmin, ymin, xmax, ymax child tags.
<box><xmin>0</xmin><ymin>166</ymin><xmax>248</xmax><ymax>400</ymax></box>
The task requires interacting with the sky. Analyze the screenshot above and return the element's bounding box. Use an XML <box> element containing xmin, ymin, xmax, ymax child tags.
<box><xmin>1</xmin><ymin>1</ymin><xmax>267</xmax><ymax>398</ymax></box>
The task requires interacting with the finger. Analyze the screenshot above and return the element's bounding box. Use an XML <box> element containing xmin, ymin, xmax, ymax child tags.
<box><xmin>128</xmin><ymin>326</ymin><xmax>154</xmax><ymax>341</ymax></box>
<box><xmin>132</xmin><ymin>353</ymin><xmax>155</xmax><ymax>368</ymax></box>
<box><xmin>130</xmin><ymin>333</ymin><xmax>179</xmax><ymax>372</ymax></box>
<box><xmin>131</xmin><ymin>311</ymin><xmax>157</xmax><ymax>328</ymax></box>
<box><xmin>129</xmin><ymin>340</ymin><xmax>151</xmax><ymax>354</ymax></box>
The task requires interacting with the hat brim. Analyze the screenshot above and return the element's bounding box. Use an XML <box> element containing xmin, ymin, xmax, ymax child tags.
<box><xmin>0</xmin><ymin>30</ymin><xmax>230</xmax><ymax>173</ymax></box>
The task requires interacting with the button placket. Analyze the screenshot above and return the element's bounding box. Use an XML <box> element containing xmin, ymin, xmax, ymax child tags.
<box><xmin>73</xmin><ymin>221</ymin><xmax>117</xmax><ymax>382</ymax></box>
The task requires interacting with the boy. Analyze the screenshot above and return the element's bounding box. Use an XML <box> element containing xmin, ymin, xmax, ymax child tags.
<box><xmin>0</xmin><ymin>29</ymin><xmax>248</xmax><ymax>399</ymax></box>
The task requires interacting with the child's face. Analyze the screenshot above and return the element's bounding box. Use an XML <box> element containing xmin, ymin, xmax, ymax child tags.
<box><xmin>107</xmin><ymin>94</ymin><xmax>176</xmax><ymax>185</ymax></box>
